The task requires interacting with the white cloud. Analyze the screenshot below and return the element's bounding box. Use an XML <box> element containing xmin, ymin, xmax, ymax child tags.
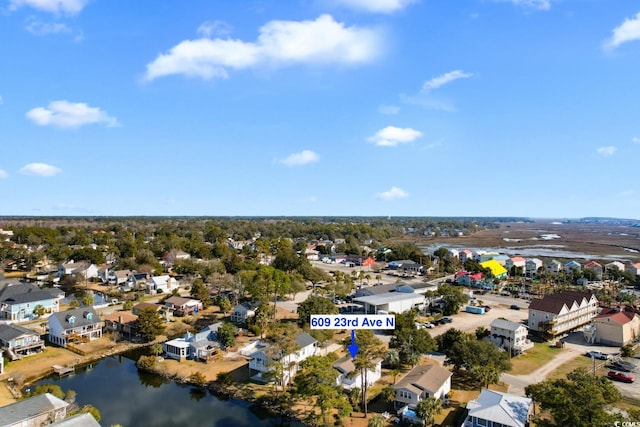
<box><xmin>422</xmin><ymin>70</ymin><xmax>473</xmax><ymax>92</ymax></box>
<box><xmin>368</xmin><ymin>126</ymin><xmax>422</xmax><ymax>147</ymax></box>
<box><xmin>378</xmin><ymin>104</ymin><xmax>400</xmax><ymax>115</ymax></box>
<box><xmin>20</xmin><ymin>162</ymin><xmax>62</xmax><ymax>177</ymax></box>
<box><xmin>605</xmin><ymin>12</ymin><xmax>640</xmax><ymax>49</ymax></box>
<box><xmin>281</xmin><ymin>150</ymin><xmax>320</xmax><ymax>166</ymax></box>
<box><xmin>197</xmin><ymin>20</ymin><xmax>233</xmax><ymax>37</ymax></box>
<box><xmin>144</xmin><ymin>14</ymin><xmax>382</xmax><ymax>81</ymax></box>
<box><xmin>596</xmin><ymin>146</ymin><xmax>617</xmax><ymax>156</ymax></box>
<box><xmin>330</xmin><ymin>0</ymin><xmax>417</xmax><ymax>14</ymax></box>
<box><xmin>26</xmin><ymin>100</ymin><xmax>119</xmax><ymax>129</ymax></box>
<box><xmin>633</xmin><ymin>137</ymin><xmax>640</xmax><ymax>143</ymax></box>
<box><xmin>494</xmin><ymin>0</ymin><xmax>551</xmax><ymax>10</ymax></box>
<box><xmin>0</xmin><ymin>169</ymin><xmax>8</xmax><ymax>179</ymax></box>
<box><xmin>377</xmin><ymin>186</ymin><xmax>408</xmax><ymax>200</ymax></box>
<box><xmin>25</xmin><ymin>18</ymin><xmax>71</xmax><ymax>35</ymax></box>
<box><xmin>8</xmin><ymin>0</ymin><xmax>89</xmax><ymax>15</ymax></box>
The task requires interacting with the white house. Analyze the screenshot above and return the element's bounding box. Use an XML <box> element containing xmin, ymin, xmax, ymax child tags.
<box><xmin>528</xmin><ymin>291</ymin><xmax>598</xmax><ymax>338</ymax></box>
<box><xmin>230</xmin><ymin>303</ymin><xmax>257</xmax><ymax>323</ymax></box>
<box><xmin>48</xmin><ymin>307</ymin><xmax>103</xmax><ymax>348</ymax></box>
<box><xmin>488</xmin><ymin>318</ymin><xmax>533</xmax><ymax>355</ymax></box>
<box><xmin>147</xmin><ymin>275</ymin><xmax>178</xmax><ymax>294</ymax></box>
<box><xmin>525</xmin><ymin>258</ymin><xmax>542</xmax><ymax>277</ymax></box>
<box><xmin>57</xmin><ymin>261</ymin><xmax>98</xmax><ymax>280</ymax></box>
<box><xmin>248</xmin><ymin>332</ymin><xmax>318</xmax><ymax>385</ymax></box>
<box><xmin>393</xmin><ymin>364</ymin><xmax>452</xmax><ymax>409</ymax></box>
<box><xmin>544</xmin><ymin>259</ymin><xmax>562</xmax><ymax>275</ymax></box>
<box><xmin>605</xmin><ymin>261</ymin><xmax>625</xmax><ymax>273</ymax></box>
<box><xmin>464</xmin><ymin>389</ymin><xmax>533</xmax><ymax>427</ymax></box>
<box><xmin>332</xmin><ymin>355</ymin><xmax>382</xmax><ymax>390</ymax></box>
<box><xmin>164</xmin><ymin>296</ymin><xmax>203</xmax><ymax>314</ymax></box>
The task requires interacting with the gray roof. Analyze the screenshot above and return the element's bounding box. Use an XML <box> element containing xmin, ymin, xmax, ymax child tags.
<box><xmin>50</xmin><ymin>307</ymin><xmax>102</xmax><ymax>330</ymax></box>
<box><xmin>50</xmin><ymin>412</ymin><xmax>102</xmax><ymax>426</ymax></box>
<box><xmin>394</xmin><ymin>364</ymin><xmax>452</xmax><ymax>396</ymax></box>
<box><xmin>491</xmin><ymin>318</ymin><xmax>526</xmax><ymax>332</ymax></box>
<box><xmin>0</xmin><ymin>393</ymin><xmax>69</xmax><ymax>425</ymax></box>
<box><xmin>466</xmin><ymin>390</ymin><xmax>532</xmax><ymax>427</ymax></box>
<box><xmin>0</xmin><ymin>283</ymin><xmax>61</xmax><ymax>305</ymax></box>
<box><xmin>0</xmin><ymin>324</ymin><xmax>39</xmax><ymax>342</ymax></box>
<box><xmin>295</xmin><ymin>332</ymin><xmax>317</xmax><ymax>348</ymax></box>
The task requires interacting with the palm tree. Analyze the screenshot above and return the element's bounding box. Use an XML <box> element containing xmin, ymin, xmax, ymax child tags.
<box><xmin>367</xmin><ymin>414</ymin><xmax>386</xmax><ymax>427</ymax></box>
<box><xmin>390</xmin><ymin>368</ymin><xmax>401</xmax><ymax>385</ymax></box>
<box><xmin>416</xmin><ymin>397</ymin><xmax>443</xmax><ymax>426</ymax></box>
<box><xmin>386</xmin><ymin>348</ymin><xmax>400</xmax><ymax>369</ymax></box>
<box><xmin>375</xmin><ymin>274</ymin><xmax>382</xmax><ymax>285</ymax></box>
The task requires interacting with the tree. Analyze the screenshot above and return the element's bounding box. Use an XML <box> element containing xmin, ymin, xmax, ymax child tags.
<box><xmin>526</xmin><ymin>367</ymin><xmax>621</xmax><ymax>427</ymax></box>
<box><xmin>33</xmin><ymin>304</ymin><xmax>46</xmax><ymax>318</ymax></box>
<box><xmin>135</xmin><ymin>307</ymin><xmax>165</xmax><ymax>342</ymax></box>
<box><xmin>69</xmin><ymin>299</ymin><xmax>80</xmax><ymax>309</ymax></box>
<box><xmin>390</xmin><ymin>309</ymin><xmax>436</xmax><ymax>365</ymax></box>
<box><xmin>122</xmin><ymin>300</ymin><xmax>134</xmax><ymax>311</ymax></box>
<box><xmin>416</xmin><ymin>397</ymin><xmax>443</xmax><ymax>426</ymax></box>
<box><xmin>82</xmin><ymin>293</ymin><xmax>94</xmax><ymax>307</ymax></box>
<box><xmin>217</xmin><ymin>322</ymin><xmax>238</xmax><ymax>348</ymax></box>
<box><xmin>435</xmin><ymin>284</ymin><xmax>468</xmax><ymax>315</ymax></box>
<box><xmin>150</xmin><ymin>343</ymin><xmax>163</xmax><ymax>356</ymax></box>
<box><xmin>190</xmin><ymin>279</ymin><xmax>212</xmax><ymax>308</ymax></box>
<box><xmin>189</xmin><ymin>371</ymin><xmax>207</xmax><ymax>387</ymax></box>
<box><xmin>297</xmin><ymin>295</ymin><xmax>338</xmax><ymax>325</ymax></box>
<box><xmin>216</xmin><ymin>371</ymin><xmax>234</xmax><ymax>387</ymax></box>
<box><xmin>350</xmin><ymin>330</ymin><xmax>386</xmax><ymax>417</ymax></box>
<box><xmin>444</xmin><ymin>339</ymin><xmax>511</xmax><ymax>387</ymax></box>
<box><xmin>368</xmin><ymin>415</ymin><xmax>386</xmax><ymax>427</ymax></box>
<box><xmin>217</xmin><ymin>297</ymin><xmax>232</xmax><ymax>315</ymax></box>
<box><xmin>294</xmin><ymin>354</ymin><xmax>350</xmax><ymax>421</ymax></box>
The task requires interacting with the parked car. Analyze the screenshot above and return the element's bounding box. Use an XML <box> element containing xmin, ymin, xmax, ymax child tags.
<box><xmin>612</xmin><ymin>360</ymin><xmax>637</xmax><ymax>372</ymax></box>
<box><xmin>483</xmin><ymin>305</ymin><xmax>491</xmax><ymax>312</ymax></box>
<box><xmin>586</xmin><ymin>351</ymin><xmax>609</xmax><ymax>360</ymax></box>
<box><xmin>510</xmin><ymin>305</ymin><xmax>521</xmax><ymax>310</ymax></box>
<box><xmin>441</xmin><ymin>317</ymin><xmax>453</xmax><ymax>323</ymax></box>
<box><xmin>608</xmin><ymin>371</ymin><xmax>634</xmax><ymax>383</ymax></box>
<box><xmin>423</xmin><ymin>322</ymin><xmax>435</xmax><ymax>329</ymax></box>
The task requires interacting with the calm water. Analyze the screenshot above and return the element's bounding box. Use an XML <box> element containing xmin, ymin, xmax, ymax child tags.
<box><xmin>32</xmin><ymin>352</ymin><xmax>276</xmax><ymax>427</ymax></box>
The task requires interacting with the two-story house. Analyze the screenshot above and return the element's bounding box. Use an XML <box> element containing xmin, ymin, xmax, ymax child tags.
<box><xmin>463</xmin><ymin>389</ymin><xmax>533</xmax><ymax>427</ymax></box>
<box><xmin>48</xmin><ymin>307</ymin><xmax>103</xmax><ymax>347</ymax></box>
<box><xmin>488</xmin><ymin>318</ymin><xmax>533</xmax><ymax>355</ymax></box>
<box><xmin>248</xmin><ymin>332</ymin><xmax>318</xmax><ymax>385</ymax></box>
<box><xmin>230</xmin><ymin>303</ymin><xmax>257</xmax><ymax>323</ymax></box>
<box><xmin>57</xmin><ymin>261</ymin><xmax>98</xmax><ymax>280</ymax></box>
<box><xmin>505</xmin><ymin>256</ymin><xmax>526</xmax><ymax>276</ymax></box>
<box><xmin>0</xmin><ymin>393</ymin><xmax>69</xmax><ymax>426</ymax></box>
<box><xmin>544</xmin><ymin>259</ymin><xmax>562</xmax><ymax>276</ymax></box>
<box><xmin>164</xmin><ymin>296</ymin><xmax>202</xmax><ymax>315</ymax></box>
<box><xmin>332</xmin><ymin>355</ymin><xmax>382</xmax><ymax>390</ymax></box>
<box><xmin>528</xmin><ymin>291</ymin><xmax>598</xmax><ymax>339</ymax></box>
<box><xmin>146</xmin><ymin>275</ymin><xmax>178</xmax><ymax>294</ymax></box>
<box><xmin>525</xmin><ymin>258</ymin><xmax>542</xmax><ymax>278</ymax></box>
<box><xmin>393</xmin><ymin>364</ymin><xmax>452</xmax><ymax>410</ymax></box>
<box><xmin>583</xmin><ymin>261</ymin><xmax>603</xmax><ymax>280</ymax></box>
<box><xmin>0</xmin><ymin>282</ymin><xmax>64</xmax><ymax>322</ymax></box>
<box><xmin>163</xmin><ymin>323</ymin><xmax>223</xmax><ymax>362</ymax></box>
<box><xmin>0</xmin><ymin>324</ymin><xmax>45</xmax><ymax>360</ymax></box>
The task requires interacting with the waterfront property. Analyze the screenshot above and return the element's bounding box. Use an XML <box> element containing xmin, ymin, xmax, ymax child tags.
<box><xmin>248</xmin><ymin>332</ymin><xmax>318</xmax><ymax>385</ymax></box>
<box><xmin>393</xmin><ymin>364</ymin><xmax>452</xmax><ymax>410</ymax></box>
<box><xmin>0</xmin><ymin>392</ymin><xmax>69</xmax><ymax>426</ymax></box>
<box><xmin>163</xmin><ymin>323</ymin><xmax>223</xmax><ymax>362</ymax></box>
<box><xmin>332</xmin><ymin>355</ymin><xmax>382</xmax><ymax>390</ymax></box>
<box><xmin>463</xmin><ymin>389</ymin><xmax>533</xmax><ymax>427</ymax></box>
<box><xmin>527</xmin><ymin>291</ymin><xmax>598</xmax><ymax>339</ymax></box>
<box><xmin>103</xmin><ymin>311</ymin><xmax>139</xmax><ymax>340</ymax></box>
<box><xmin>488</xmin><ymin>319</ymin><xmax>533</xmax><ymax>355</ymax></box>
<box><xmin>48</xmin><ymin>307</ymin><xmax>104</xmax><ymax>347</ymax></box>
<box><xmin>0</xmin><ymin>282</ymin><xmax>64</xmax><ymax>322</ymax></box>
<box><xmin>50</xmin><ymin>413</ymin><xmax>101</xmax><ymax>426</ymax></box>
<box><xmin>0</xmin><ymin>323</ymin><xmax>45</xmax><ymax>360</ymax></box>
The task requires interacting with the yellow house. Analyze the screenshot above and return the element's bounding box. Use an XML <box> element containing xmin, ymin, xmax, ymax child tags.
<box><xmin>480</xmin><ymin>260</ymin><xmax>508</xmax><ymax>279</ymax></box>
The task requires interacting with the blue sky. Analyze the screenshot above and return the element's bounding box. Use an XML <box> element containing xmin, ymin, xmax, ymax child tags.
<box><xmin>1</xmin><ymin>0</ymin><xmax>639</xmax><ymax>218</ymax></box>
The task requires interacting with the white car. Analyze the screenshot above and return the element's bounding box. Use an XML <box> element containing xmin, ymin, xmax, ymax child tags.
<box><xmin>423</xmin><ymin>322</ymin><xmax>435</xmax><ymax>329</ymax></box>
<box><xmin>586</xmin><ymin>351</ymin><xmax>609</xmax><ymax>360</ymax></box>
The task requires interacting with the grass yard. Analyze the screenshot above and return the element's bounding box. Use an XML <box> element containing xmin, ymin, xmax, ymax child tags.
<box><xmin>509</xmin><ymin>343</ymin><xmax>563</xmax><ymax>375</ymax></box>
<box><xmin>546</xmin><ymin>354</ymin><xmax>594</xmax><ymax>380</ymax></box>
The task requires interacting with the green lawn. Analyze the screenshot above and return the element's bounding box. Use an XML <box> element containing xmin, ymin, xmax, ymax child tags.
<box><xmin>508</xmin><ymin>343</ymin><xmax>563</xmax><ymax>375</ymax></box>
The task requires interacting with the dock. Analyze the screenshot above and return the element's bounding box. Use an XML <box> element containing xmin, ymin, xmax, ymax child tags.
<box><xmin>52</xmin><ymin>365</ymin><xmax>74</xmax><ymax>376</ymax></box>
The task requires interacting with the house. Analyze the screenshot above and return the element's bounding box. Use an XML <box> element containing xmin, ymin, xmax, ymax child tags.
<box><xmin>400</xmin><ymin>262</ymin><xmax>425</xmax><ymax>275</ymax></box>
<box><xmin>584</xmin><ymin>261</ymin><xmax>603</xmax><ymax>280</ymax></box>
<box><xmin>471</xmin><ymin>250</ymin><xmax>487</xmax><ymax>262</ymax></box>
<box><xmin>163</xmin><ymin>323</ymin><xmax>223</xmax><ymax>362</ymax></box>
<box><xmin>588</xmin><ymin>306</ymin><xmax>640</xmax><ymax>346</ymax></box>
<box><xmin>164</xmin><ymin>296</ymin><xmax>203</xmax><ymax>315</ymax></box>
<box><xmin>525</xmin><ymin>258</ymin><xmax>542</xmax><ymax>277</ymax></box>
<box><xmin>393</xmin><ymin>364</ymin><xmax>452</xmax><ymax>409</ymax></box>
<box><xmin>146</xmin><ymin>275</ymin><xmax>177</xmax><ymax>294</ymax></box>
<box><xmin>605</xmin><ymin>261</ymin><xmax>625</xmax><ymax>273</ymax></box>
<box><xmin>447</xmin><ymin>249</ymin><xmax>460</xmax><ymax>259</ymax></box>
<box><xmin>463</xmin><ymin>389</ymin><xmax>533</xmax><ymax>427</ymax></box>
<box><xmin>0</xmin><ymin>393</ymin><xmax>69</xmax><ymax>427</ymax></box>
<box><xmin>57</xmin><ymin>261</ymin><xmax>98</xmax><ymax>280</ymax></box>
<box><xmin>479</xmin><ymin>260</ymin><xmax>507</xmax><ymax>280</ymax></box>
<box><xmin>332</xmin><ymin>355</ymin><xmax>382</xmax><ymax>390</ymax></box>
<box><xmin>455</xmin><ymin>271</ymin><xmax>485</xmax><ymax>288</ymax></box>
<box><xmin>505</xmin><ymin>257</ymin><xmax>526</xmax><ymax>276</ymax></box>
<box><xmin>0</xmin><ymin>324</ymin><xmax>45</xmax><ymax>360</ymax></box>
<box><xmin>459</xmin><ymin>250</ymin><xmax>473</xmax><ymax>264</ymax></box>
<box><xmin>630</xmin><ymin>263</ymin><xmax>640</xmax><ymax>277</ymax></box>
<box><xmin>304</xmin><ymin>248</ymin><xmax>320</xmax><ymax>261</ymax></box>
<box><xmin>527</xmin><ymin>291</ymin><xmax>599</xmax><ymax>339</ymax></box>
<box><xmin>127</xmin><ymin>272</ymin><xmax>150</xmax><ymax>290</ymax></box>
<box><xmin>49</xmin><ymin>412</ymin><xmax>102</xmax><ymax>427</ymax></box>
<box><xmin>544</xmin><ymin>259</ymin><xmax>562</xmax><ymax>275</ymax></box>
<box><xmin>48</xmin><ymin>307</ymin><xmax>103</xmax><ymax>347</ymax></box>
<box><xmin>230</xmin><ymin>303</ymin><xmax>257</xmax><ymax>323</ymax></box>
<box><xmin>103</xmin><ymin>311</ymin><xmax>138</xmax><ymax>340</ymax></box>
<box><xmin>0</xmin><ymin>282</ymin><xmax>64</xmax><ymax>322</ymax></box>
<box><xmin>248</xmin><ymin>332</ymin><xmax>318</xmax><ymax>385</ymax></box>
<box><xmin>109</xmin><ymin>269</ymin><xmax>131</xmax><ymax>286</ymax></box>
<box><xmin>354</xmin><ymin>292</ymin><xmax>425</xmax><ymax>315</ymax></box>
<box><xmin>488</xmin><ymin>319</ymin><xmax>533</xmax><ymax>355</ymax></box>
<box><xmin>564</xmin><ymin>260</ymin><xmax>582</xmax><ymax>275</ymax></box>
<box><xmin>479</xmin><ymin>253</ymin><xmax>500</xmax><ymax>263</ymax></box>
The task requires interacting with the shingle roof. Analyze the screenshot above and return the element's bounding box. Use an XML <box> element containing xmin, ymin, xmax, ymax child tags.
<box><xmin>394</xmin><ymin>364</ymin><xmax>452</xmax><ymax>395</ymax></box>
<box><xmin>295</xmin><ymin>332</ymin><xmax>317</xmax><ymax>348</ymax></box>
<box><xmin>0</xmin><ymin>393</ymin><xmax>69</xmax><ymax>425</ymax></box>
<box><xmin>0</xmin><ymin>283</ymin><xmax>61</xmax><ymax>305</ymax></box>
<box><xmin>528</xmin><ymin>291</ymin><xmax>595</xmax><ymax>315</ymax></box>
<box><xmin>0</xmin><ymin>324</ymin><xmax>39</xmax><ymax>342</ymax></box>
<box><xmin>595</xmin><ymin>307</ymin><xmax>635</xmax><ymax>324</ymax></box>
<box><xmin>50</xmin><ymin>307</ymin><xmax>101</xmax><ymax>330</ymax></box>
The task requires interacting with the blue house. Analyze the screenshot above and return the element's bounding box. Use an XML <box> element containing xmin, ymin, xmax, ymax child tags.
<box><xmin>0</xmin><ymin>282</ymin><xmax>64</xmax><ymax>322</ymax></box>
